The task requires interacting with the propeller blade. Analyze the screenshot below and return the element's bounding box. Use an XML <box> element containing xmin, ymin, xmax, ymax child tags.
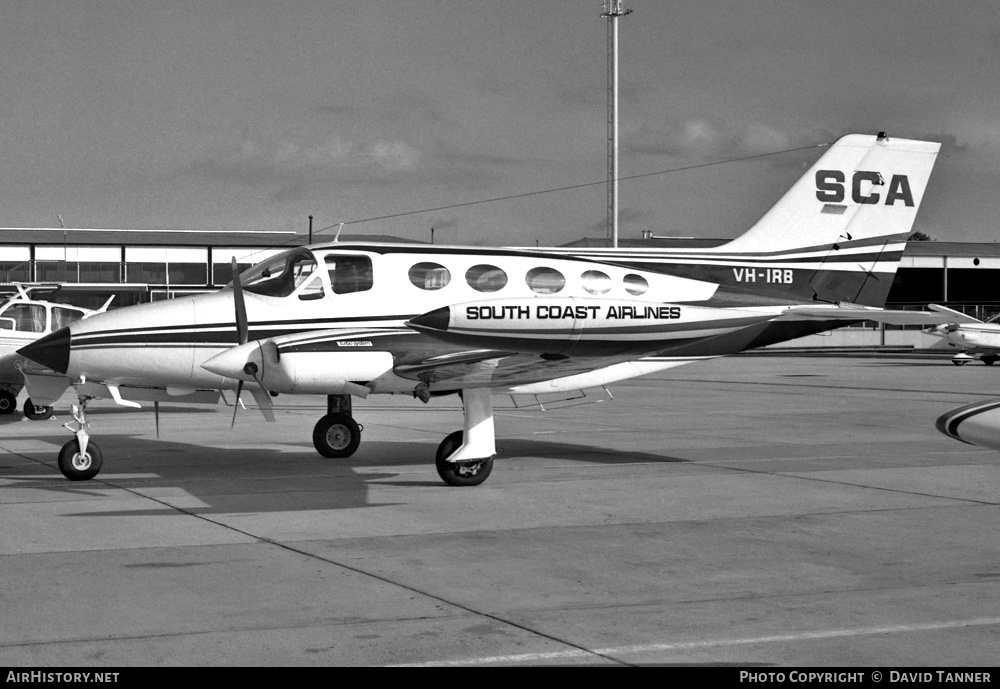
<box><xmin>231</xmin><ymin>379</ymin><xmax>244</xmax><ymax>429</ymax></box>
<box><xmin>232</xmin><ymin>257</ymin><xmax>249</xmax><ymax>345</ymax></box>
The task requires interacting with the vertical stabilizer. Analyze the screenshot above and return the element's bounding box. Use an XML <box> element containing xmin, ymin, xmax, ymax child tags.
<box><xmin>719</xmin><ymin>133</ymin><xmax>940</xmax><ymax>254</ymax></box>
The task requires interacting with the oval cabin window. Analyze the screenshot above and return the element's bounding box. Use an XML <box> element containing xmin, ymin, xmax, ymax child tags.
<box><xmin>624</xmin><ymin>273</ymin><xmax>648</xmax><ymax>296</ymax></box>
<box><xmin>466</xmin><ymin>264</ymin><xmax>508</xmax><ymax>293</ymax></box>
<box><xmin>408</xmin><ymin>262</ymin><xmax>451</xmax><ymax>290</ymax></box>
<box><xmin>526</xmin><ymin>267</ymin><xmax>566</xmax><ymax>294</ymax></box>
<box><xmin>581</xmin><ymin>270</ymin><xmax>612</xmax><ymax>295</ymax></box>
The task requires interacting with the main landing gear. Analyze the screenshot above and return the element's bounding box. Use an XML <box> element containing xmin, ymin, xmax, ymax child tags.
<box><xmin>58</xmin><ymin>395</ymin><xmax>102</xmax><ymax>481</ymax></box>
<box><xmin>0</xmin><ymin>385</ymin><xmax>54</xmax><ymax>419</ymax></box>
<box><xmin>0</xmin><ymin>388</ymin><xmax>17</xmax><ymax>415</ymax></box>
<box><xmin>312</xmin><ymin>394</ymin><xmax>363</xmax><ymax>458</ymax></box>
<box><xmin>24</xmin><ymin>398</ymin><xmax>53</xmax><ymax>420</ymax></box>
<box><xmin>433</xmin><ymin>387</ymin><xmax>495</xmax><ymax>487</ymax></box>
<box><xmin>310</xmin><ymin>389</ymin><xmax>497</xmax><ymax>487</ymax></box>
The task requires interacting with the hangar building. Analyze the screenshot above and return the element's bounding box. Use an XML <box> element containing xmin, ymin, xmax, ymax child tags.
<box><xmin>0</xmin><ymin>227</ymin><xmax>996</xmax><ymax>326</ymax></box>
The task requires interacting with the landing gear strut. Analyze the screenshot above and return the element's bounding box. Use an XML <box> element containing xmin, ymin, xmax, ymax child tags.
<box><xmin>435</xmin><ymin>387</ymin><xmax>495</xmax><ymax>487</ymax></box>
<box><xmin>313</xmin><ymin>394</ymin><xmax>362</xmax><ymax>458</ymax></box>
<box><xmin>58</xmin><ymin>395</ymin><xmax>102</xmax><ymax>481</ymax></box>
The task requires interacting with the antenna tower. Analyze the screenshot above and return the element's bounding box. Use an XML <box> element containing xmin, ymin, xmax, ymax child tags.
<box><xmin>602</xmin><ymin>0</ymin><xmax>631</xmax><ymax>248</ymax></box>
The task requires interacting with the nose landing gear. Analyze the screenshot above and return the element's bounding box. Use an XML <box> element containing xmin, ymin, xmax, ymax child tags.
<box><xmin>58</xmin><ymin>395</ymin><xmax>102</xmax><ymax>481</ymax></box>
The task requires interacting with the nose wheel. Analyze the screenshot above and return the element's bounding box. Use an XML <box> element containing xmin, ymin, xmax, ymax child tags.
<box><xmin>58</xmin><ymin>438</ymin><xmax>103</xmax><ymax>481</ymax></box>
<box><xmin>56</xmin><ymin>395</ymin><xmax>102</xmax><ymax>480</ymax></box>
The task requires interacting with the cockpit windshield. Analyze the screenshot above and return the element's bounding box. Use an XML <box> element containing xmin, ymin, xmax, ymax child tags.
<box><xmin>235</xmin><ymin>248</ymin><xmax>318</xmax><ymax>298</ymax></box>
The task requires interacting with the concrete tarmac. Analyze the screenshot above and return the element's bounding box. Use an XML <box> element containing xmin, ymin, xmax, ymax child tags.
<box><xmin>1</xmin><ymin>354</ymin><xmax>998</xmax><ymax>667</ymax></box>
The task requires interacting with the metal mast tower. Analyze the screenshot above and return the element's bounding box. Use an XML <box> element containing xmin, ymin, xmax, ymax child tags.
<box><xmin>602</xmin><ymin>0</ymin><xmax>631</xmax><ymax>248</ymax></box>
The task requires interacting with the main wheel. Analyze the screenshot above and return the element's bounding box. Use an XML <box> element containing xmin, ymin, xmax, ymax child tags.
<box><xmin>984</xmin><ymin>357</ymin><xmax>997</xmax><ymax>366</ymax></box>
<box><xmin>0</xmin><ymin>390</ymin><xmax>16</xmax><ymax>415</ymax></box>
<box><xmin>953</xmin><ymin>359</ymin><xmax>968</xmax><ymax>366</ymax></box>
<box><xmin>312</xmin><ymin>413</ymin><xmax>361</xmax><ymax>458</ymax></box>
<box><xmin>435</xmin><ymin>430</ymin><xmax>494</xmax><ymax>487</ymax></box>
<box><xmin>23</xmin><ymin>398</ymin><xmax>53</xmax><ymax>420</ymax></box>
<box><xmin>58</xmin><ymin>439</ymin><xmax>103</xmax><ymax>481</ymax></box>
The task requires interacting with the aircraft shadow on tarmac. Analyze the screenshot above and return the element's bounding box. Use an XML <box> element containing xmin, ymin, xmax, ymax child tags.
<box><xmin>0</xmin><ymin>432</ymin><xmax>688</xmax><ymax>516</ymax></box>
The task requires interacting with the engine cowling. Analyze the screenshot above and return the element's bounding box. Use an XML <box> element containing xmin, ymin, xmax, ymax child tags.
<box><xmin>201</xmin><ymin>336</ymin><xmax>394</xmax><ymax>395</ymax></box>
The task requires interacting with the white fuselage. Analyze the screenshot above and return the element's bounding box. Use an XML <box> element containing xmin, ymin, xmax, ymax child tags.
<box><xmin>51</xmin><ymin>244</ymin><xmax>753</xmax><ymax>396</ymax></box>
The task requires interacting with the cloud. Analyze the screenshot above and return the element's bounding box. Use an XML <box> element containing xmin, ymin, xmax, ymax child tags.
<box><xmin>623</xmin><ymin>118</ymin><xmax>796</xmax><ymax>160</ymax></box>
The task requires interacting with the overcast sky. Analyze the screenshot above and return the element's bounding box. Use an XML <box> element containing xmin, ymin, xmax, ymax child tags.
<box><xmin>2</xmin><ymin>1</ymin><xmax>999</xmax><ymax>246</ymax></box>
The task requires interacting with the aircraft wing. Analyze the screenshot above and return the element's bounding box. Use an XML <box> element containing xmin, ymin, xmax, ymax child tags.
<box><xmin>394</xmin><ymin>346</ymin><xmax>654</xmax><ymax>389</ymax></box>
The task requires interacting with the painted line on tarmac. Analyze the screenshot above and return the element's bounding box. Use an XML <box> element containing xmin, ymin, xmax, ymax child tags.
<box><xmin>393</xmin><ymin>616</ymin><xmax>1000</xmax><ymax>666</ymax></box>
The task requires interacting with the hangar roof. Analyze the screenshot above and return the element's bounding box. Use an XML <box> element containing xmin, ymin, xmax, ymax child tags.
<box><xmin>0</xmin><ymin>227</ymin><xmax>421</xmax><ymax>247</ymax></box>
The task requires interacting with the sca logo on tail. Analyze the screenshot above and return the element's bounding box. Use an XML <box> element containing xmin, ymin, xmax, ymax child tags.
<box><xmin>815</xmin><ymin>170</ymin><xmax>913</xmax><ymax>206</ymax></box>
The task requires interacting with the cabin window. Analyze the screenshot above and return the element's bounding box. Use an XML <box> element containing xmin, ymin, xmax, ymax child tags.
<box><xmin>298</xmin><ymin>275</ymin><xmax>325</xmax><ymax>301</ymax></box>
<box><xmin>409</xmin><ymin>262</ymin><xmax>451</xmax><ymax>290</ymax></box>
<box><xmin>466</xmin><ymin>264</ymin><xmax>508</xmax><ymax>293</ymax></box>
<box><xmin>325</xmin><ymin>255</ymin><xmax>373</xmax><ymax>294</ymax></box>
<box><xmin>526</xmin><ymin>267</ymin><xmax>565</xmax><ymax>294</ymax></box>
<box><xmin>624</xmin><ymin>273</ymin><xmax>649</xmax><ymax>296</ymax></box>
<box><xmin>241</xmin><ymin>248</ymin><xmax>317</xmax><ymax>298</ymax></box>
<box><xmin>581</xmin><ymin>270</ymin><xmax>612</xmax><ymax>295</ymax></box>
<box><xmin>1</xmin><ymin>304</ymin><xmax>46</xmax><ymax>333</ymax></box>
<box><xmin>51</xmin><ymin>307</ymin><xmax>85</xmax><ymax>330</ymax></box>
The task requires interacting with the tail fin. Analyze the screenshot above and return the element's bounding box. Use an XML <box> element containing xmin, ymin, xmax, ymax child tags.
<box><xmin>721</xmin><ymin>132</ymin><xmax>940</xmax><ymax>253</ymax></box>
<box><xmin>566</xmin><ymin>133</ymin><xmax>940</xmax><ymax>308</ymax></box>
<box><xmin>706</xmin><ymin>132</ymin><xmax>940</xmax><ymax>307</ymax></box>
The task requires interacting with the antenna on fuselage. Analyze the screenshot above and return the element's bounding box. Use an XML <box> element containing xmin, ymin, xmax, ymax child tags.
<box><xmin>333</xmin><ymin>222</ymin><xmax>345</xmax><ymax>242</ymax></box>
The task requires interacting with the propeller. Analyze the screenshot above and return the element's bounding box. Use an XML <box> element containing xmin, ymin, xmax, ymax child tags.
<box><xmin>231</xmin><ymin>257</ymin><xmax>249</xmax><ymax>428</ymax></box>
<box><xmin>229</xmin><ymin>258</ymin><xmax>275</xmax><ymax>427</ymax></box>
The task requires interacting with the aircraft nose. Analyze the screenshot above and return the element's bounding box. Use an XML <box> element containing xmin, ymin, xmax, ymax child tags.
<box><xmin>17</xmin><ymin>326</ymin><xmax>71</xmax><ymax>374</ymax></box>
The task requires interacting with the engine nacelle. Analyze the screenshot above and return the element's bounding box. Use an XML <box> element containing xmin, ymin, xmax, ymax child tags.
<box><xmin>201</xmin><ymin>338</ymin><xmax>394</xmax><ymax>395</ymax></box>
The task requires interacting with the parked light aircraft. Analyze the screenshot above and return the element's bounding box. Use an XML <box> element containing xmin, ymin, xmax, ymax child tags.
<box><xmin>0</xmin><ymin>284</ymin><xmax>111</xmax><ymax>418</ymax></box>
<box><xmin>924</xmin><ymin>304</ymin><xmax>1000</xmax><ymax>365</ymax></box>
<box><xmin>18</xmin><ymin>132</ymin><xmax>953</xmax><ymax>486</ymax></box>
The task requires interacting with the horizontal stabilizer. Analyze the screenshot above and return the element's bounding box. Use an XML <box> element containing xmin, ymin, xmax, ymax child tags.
<box><xmin>779</xmin><ymin>304</ymin><xmax>970</xmax><ymax>326</ymax></box>
<box><xmin>927</xmin><ymin>304</ymin><xmax>982</xmax><ymax>324</ymax></box>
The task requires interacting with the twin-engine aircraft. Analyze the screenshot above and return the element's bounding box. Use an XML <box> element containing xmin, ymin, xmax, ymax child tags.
<box><xmin>18</xmin><ymin>132</ymin><xmax>951</xmax><ymax>486</ymax></box>
<box><xmin>923</xmin><ymin>304</ymin><xmax>1000</xmax><ymax>365</ymax></box>
<box><xmin>0</xmin><ymin>284</ymin><xmax>111</xmax><ymax>418</ymax></box>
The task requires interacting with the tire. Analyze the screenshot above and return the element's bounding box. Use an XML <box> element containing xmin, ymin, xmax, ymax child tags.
<box><xmin>953</xmin><ymin>360</ymin><xmax>968</xmax><ymax>366</ymax></box>
<box><xmin>435</xmin><ymin>430</ymin><xmax>494</xmax><ymax>487</ymax></box>
<box><xmin>312</xmin><ymin>413</ymin><xmax>361</xmax><ymax>458</ymax></box>
<box><xmin>0</xmin><ymin>391</ymin><xmax>16</xmax><ymax>415</ymax></box>
<box><xmin>23</xmin><ymin>398</ymin><xmax>53</xmax><ymax>420</ymax></box>
<box><xmin>984</xmin><ymin>357</ymin><xmax>996</xmax><ymax>366</ymax></box>
<box><xmin>58</xmin><ymin>439</ymin><xmax>103</xmax><ymax>481</ymax></box>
